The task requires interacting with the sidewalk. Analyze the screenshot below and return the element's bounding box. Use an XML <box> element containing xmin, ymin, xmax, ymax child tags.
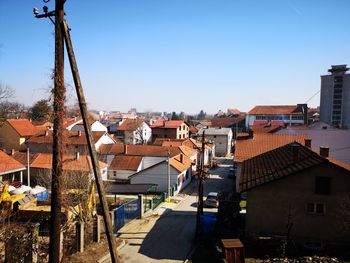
<box><xmin>114</xmin><ymin>184</ymin><xmax>196</xmax><ymax>263</ymax></box>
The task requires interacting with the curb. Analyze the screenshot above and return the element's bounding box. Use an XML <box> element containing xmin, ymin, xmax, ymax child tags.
<box><xmin>96</xmin><ymin>240</ymin><xmax>126</xmax><ymax>263</ymax></box>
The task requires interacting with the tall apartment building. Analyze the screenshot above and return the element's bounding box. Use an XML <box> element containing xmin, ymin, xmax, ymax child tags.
<box><xmin>320</xmin><ymin>65</ymin><xmax>350</xmax><ymax>128</ymax></box>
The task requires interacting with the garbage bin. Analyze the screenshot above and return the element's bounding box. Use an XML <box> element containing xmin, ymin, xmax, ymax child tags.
<box><xmin>201</xmin><ymin>214</ymin><xmax>217</xmax><ymax>237</ymax></box>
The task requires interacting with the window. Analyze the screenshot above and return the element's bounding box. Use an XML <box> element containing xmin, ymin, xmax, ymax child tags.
<box><xmin>306</xmin><ymin>203</ymin><xmax>326</xmax><ymax>215</ymax></box>
<box><xmin>315</xmin><ymin>176</ymin><xmax>330</xmax><ymax>195</ymax></box>
<box><xmin>113</xmin><ymin>171</ymin><xmax>117</xmax><ymax>177</ymax></box>
<box><xmin>179</xmin><ymin>126</ymin><xmax>181</xmax><ymax>131</ymax></box>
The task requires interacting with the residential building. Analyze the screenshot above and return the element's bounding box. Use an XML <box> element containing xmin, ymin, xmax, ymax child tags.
<box><xmin>234</xmin><ymin>133</ymin><xmax>308</xmax><ymax>191</ymax></box>
<box><xmin>130</xmin><ymin>153</ymin><xmax>192</xmax><ymax>193</ymax></box>
<box><xmin>13</xmin><ymin>152</ymin><xmax>108</xmax><ymax>187</ymax></box>
<box><xmin>211</xmin><ymin>116</ymin><xmax>246</xmax><ymax>138</ymax></box>
<box><xmin>108</xmin><ymin>155</ymin><xmax>143</xmax><ymax>181</ymax></box>
<box><xmin>240</xmin><ymin>142</ymin><xmax>350</xmax><ymax>254</ymax></box>
<box><xmin>0</xmin><ymin>119</ymin><xmax>47</xmax><ymax>152</ymax></box>
<box><xmin>277</xmin><ymin>122</ymin><xmax>350</xmax><ymax>165</ymax></box>
<box><xmin>151</xmin><ymin>120</ymin><xmax>189</xmax><ymax>140</ymax></box>
<box><xmin>117</xmin><ymin>119</ymin><xmax>152</xmax><ymax>144</ymax></box>
<box><xmin>198</xmin><ymin>127</ymin><xmax>232</xmax><ymax>157</ymax></box>
<box><xmin>320</xmin><ymin>65</ymin><xmax>350</xmax><ymax>128</ymax></box>
<box><xmin>71</xmin><ymin>120</ymin><xmax>108</xmax><ymax>132</ymax></box>
<box><xmin>246</xmin><ymin>104</ymin><xmax>308</xmax><ymax>128</ymax></box>
<box><xmin>27</xmin><ymin>130</ymin><xmax>116</xmax><ymax>155</ymax></box>
<box><xmin>0</xmin><ymin>150</ymin><xmax>26</xmax><ymax>184</ymax></box>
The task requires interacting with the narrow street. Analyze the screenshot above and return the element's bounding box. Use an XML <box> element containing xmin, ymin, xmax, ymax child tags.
<box><xmin>116</xmin><ymin>158</ymin><xmax>234</xmax><ymax>263</ymax></box>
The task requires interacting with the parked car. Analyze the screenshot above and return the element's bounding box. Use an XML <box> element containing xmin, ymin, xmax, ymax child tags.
<box><xmin>205</xmin><ymin>192</ymin><xmax>219</xmax><ymax>208</ymax></box>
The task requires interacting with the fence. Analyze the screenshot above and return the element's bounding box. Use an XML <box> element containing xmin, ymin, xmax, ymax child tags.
<box><xmin>113</xmin><ymin>199</ymin><xmax>140</xmax><ymax>232</ymax></box>
<box><xmin>152</xmin><ymin>194</ymin><xmax>164</xmax><ymax>210</ymax></box>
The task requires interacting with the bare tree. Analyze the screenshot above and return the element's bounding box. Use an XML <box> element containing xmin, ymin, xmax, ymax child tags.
<box><xmin>134</xmin><ymin>124</ymin><xmax>149</xmax><ymax>145</ymax></box>
<box><xmin>0</xmin><ymin>84</ymin><xmax>14</xmax><ymax>101</ymax></box>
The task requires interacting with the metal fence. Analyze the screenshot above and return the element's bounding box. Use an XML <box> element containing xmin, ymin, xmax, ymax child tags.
<box><xmin>114</xmin><ymin>199</ymin><xmax>140</xmax><ymax>232</ymax></box>
<box><xmin>152</xmin><ymin>194</ymin><xmax>164</xmax><ymax>210</ymax></box>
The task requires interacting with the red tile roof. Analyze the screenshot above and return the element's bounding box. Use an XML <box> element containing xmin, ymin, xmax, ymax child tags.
<box><xmin>234</xmin><ymin>133</ymin><xmax>308</xmax><ymax>163</ymax></box>
<box><xmin>170</xmin><ymin>154</ymin><xmax>192</xmax><ymax>173</ymax></box>
<box><xmin>63</xmin><ymin>117</ymin><xmax>83</xmax><ymax>129</ymax></box>
<box><xmin>240</xmin><ymin>142</ymin><xmax>326</xmax><ymax>192</ymax></box>
<box><xmin>28</xmin><ymin>130</ymin><xmax>108</xmax><ymax>145</ymax></box>
<box><xmin>250</xmin><ymin>125</ymin><xmax>282</xmax><ymax>134</ymax></box>
<box><xmin>5</xmin><ymin>119</ymin><xmax>47</xmax><ymax>137</ymax></box>
<box><xmin>0</xmin><ymin>150</ymin><xmax>26</xmax><ymax>174</ymax></box>
<box><xmin>248</xmin><ymin>105</ymin><xmax>303</xmax><ymax>115</ymax></box>
<box><xmin>109</xmin><ymin>156</ymin><xmax>143</xmax><ymax>171</ymax></box>
<box><xmin>117</xmin><ymin>119</ymin><xmax>146</xmax><ymax>131</ymax></box>
<box><xmin>211</xmin><ymin>117</ymin><xmax>245</xmax><ymax>128</ymax></box>
<box><xmin>151</xmin><ymin>120</ymin><xmax>186</xmax><ymax>129</ymax></box>
<box><xmin>98</xmin><ymin>144</ymin><xmax>182</xmax><ymax>157</ymax></box>
<box><xmin>26</xmin><ymin>153</ymin><xmax>107</xmax><ymax>171</ymax></box>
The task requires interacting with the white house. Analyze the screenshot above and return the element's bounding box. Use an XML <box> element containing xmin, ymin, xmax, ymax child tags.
<box><xmin>117</xmin><ymin>119</ymin><xmax>152</xmax><ymax>145</ymax></box>
<box><xmin>198</xmin><ymin>127</ymin><xmax>232</xmax><ymax>157</ymax></box>
<box><xmin>130</xmin><ymin>154</ymin><xmax>192</xmax><ymax>193</ymax></box>
<box><xmin>71</xmin><ymin>120</ymin><xmax>108</xmax><ymax>132</ymax></box>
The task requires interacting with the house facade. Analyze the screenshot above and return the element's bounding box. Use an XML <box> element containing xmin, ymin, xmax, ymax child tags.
<box><xmin>130</xmin><ymin>153</ymin><xmax>192</xmax><ymax>193</ymax></box>
<box><xmin>198</xmin><ymin>127</ymin><xmax>232</xmax><ymax>157</ymax></box>
<box><xmin>240</xmin><ymin>142</ymin><xmax>350</xmax><ymax>254</ymax></box>
<box><xmin>0</xmin><ymin>119</ymin><xmax>46</xmax><ymax>152</ymax></box>
<box><xmin>246</xmin><ymin>104</ymin><xmax>308</xmax><ymax>128</ymax></box>
<box><xmin>117</xmin><ymin>119</ymin><xmax>152</xmax><ymax>144</ymax></box>
<box><xmin>151</xmin><ymin>120</ymin><xmax>189</xmax><ymax>141</ymax></box>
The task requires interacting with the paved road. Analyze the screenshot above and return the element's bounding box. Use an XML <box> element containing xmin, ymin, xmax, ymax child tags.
<box><xmin>116</xmin><ymin>158</ymin><xmax>234</xmax><ymax>263</ymax></box>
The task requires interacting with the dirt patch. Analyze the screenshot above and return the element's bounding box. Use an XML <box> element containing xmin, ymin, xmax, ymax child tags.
<box><xmin>63</xmin><ymin>237</ymin><xmax>123</xmax><ymax>263</ymax></box>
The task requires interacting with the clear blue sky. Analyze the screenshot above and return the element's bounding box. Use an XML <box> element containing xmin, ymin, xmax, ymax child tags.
<box><xmin>0</xmin><ymin>0</ymin><xmax>349</xmax><ymax>114</ymax></box>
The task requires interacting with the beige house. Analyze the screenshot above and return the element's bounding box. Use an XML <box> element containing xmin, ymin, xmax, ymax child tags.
<box><xmin>240</xmin><ymin>142</ymin><xmax>350</xmax><ymax>254</ymax></box>
<box><xmin>0</xmin><ymin>119</ymin><xmax>46</xmax><ymax>152</ymax></box>
<box><xmin>151</xmin><ymin>120</ymin><xmax>190</xmax><ymax>141</ymax></box>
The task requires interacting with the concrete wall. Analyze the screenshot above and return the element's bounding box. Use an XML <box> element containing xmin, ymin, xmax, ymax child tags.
<box><xmin>206</xmin><ymin>132</ymin><xmax>232</xmax><ymax>157</ymax></box>
<box><xmin>246</xmin><ymin>162</ymin><xmax>350</xmax><ymax>244</ymax></box>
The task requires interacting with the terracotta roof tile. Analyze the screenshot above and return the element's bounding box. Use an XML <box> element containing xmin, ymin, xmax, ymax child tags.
<box><xmin>117</xmin><ymin>119</ymin><xmax>146</xmax><ymax>131</ymax></box>
<box><xmin>0</xmin><ymin>150</ymin><xmax>26</xmax><ymax>174</ymax></box>
<box><xmin>109</xmin><ymin>156</ymin><xmax>143</xmax><ymax>171</ymax></box>
<box><xmin>211</xmin><ymin>117</ymin><xmax>245</xmax><ymax>128</ymax></box>
<box><xmin>5</xmin><ymin>119</ymin><xmax>47</xmax><ymax>137</ymax></box>
<box><xmin>170</xmin><ymin>154</ymin><xmax>192</xmax><ymax>173</ymax></box>
<box><xmin>28</xmin><ymin>130</ymin><xmax>108</xmax><ymax>145</ymax></box>
<box><xmin>28</xmin><ymin>153</ymin><xmax>107</xmax><ymax>171</ymax></box>
<box><xmin>248</xmin><ymin>105</ymin><xmax>303</xmax><ymax>115</ymax></box>
<box><xmin>234</xmin><ymin>133</ymin><xmax>308</xmax><ymax>163</ymax></box>
<box><xmin>240</xmin><ymin>142</ymin><xmax>326</xmax><ymax>192</ymax></box>
<box><xmin>151</xmin><ymin>120</ymin><xmax>186</xmax><ymax>129</ymax></box>
<box><xmin>250</xmin><ymin>125</ymin><xmax>282</xmax><ymax>134</ymax></box>
<box><xmin>98</xmin><ymin>144</ymin><xmax>182</xmax><ymax>157</ymax></box>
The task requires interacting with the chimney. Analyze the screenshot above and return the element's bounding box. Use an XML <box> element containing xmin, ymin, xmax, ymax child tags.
<box><xmin>319</xmin><ymin>146</ymin><xmax>329</xmax><ymax>158</ymax></box>
<box><xmin>75</xmin><ymin>152</ymin><xmax>80</xmax><ymax>160</ymax></box>
<box><xmin>45</xmin><ymin>130</ymin><xmax>49</xmax><ymax>136</ymax></box>
<box><xmin>248</xmin><ymin>129</ymin><xmax>254</xmax><ymax>139</ymax></box>
<box><xmin>11</xmin><ymin>149</ymin><xmax>15</xmax><ymax>155</ymax></box>
<box><xmin>291</xmin><ymin>142</ymin><xmax>300</xmax><ymax>162</ymax></box>
<box><xmin>179</xmin><ymin>153</ymin><xmax>183</xmax><ymax>163</ymax></box>
<box><xmin>304</xmin><ymin>138</ymin><xmax>312</xmax><ymax>148</ymax></box>
<box><xmin>124</xmin><ymin>144</ymin><xmax>127</xmax><ymax>154</ymax></box>
<box><xmin>78</xmin><ymin>130</ymin><xmax>82</xmax><ymax>137</ymax></box>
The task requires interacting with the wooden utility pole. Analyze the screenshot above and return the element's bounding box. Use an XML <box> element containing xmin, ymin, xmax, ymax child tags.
<box><xmin>49</xmin><ymin>0</ymin><xmax>65</xmax><ymax>262</ymax></box>
<box><xmin>62</xmin><ymin>20</ymin><xmax>119</xmax><ymax>263</ymax></box>
<box><xmin>196</xmin><ymin>130</ymin><xmax>205</xmax><ymax>238</ymax></box>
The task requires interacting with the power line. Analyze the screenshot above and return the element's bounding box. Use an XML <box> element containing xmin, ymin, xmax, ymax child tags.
<box><xmin>305</xmin><ymin>90</ymin><xmax>320</xmax><ymax>104</ymax></box>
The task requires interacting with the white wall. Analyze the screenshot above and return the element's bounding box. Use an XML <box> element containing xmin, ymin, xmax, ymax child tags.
<box><xmin>95</xmin><ymin>134</ymin><xmax>115</xmax><ymax>150</ymax></box>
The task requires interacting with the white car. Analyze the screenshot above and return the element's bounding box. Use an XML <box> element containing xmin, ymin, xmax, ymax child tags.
<box><xmin>204</xmin><ymin>192</ymin><xmax>219</xmax><ymax>208</ymax></box>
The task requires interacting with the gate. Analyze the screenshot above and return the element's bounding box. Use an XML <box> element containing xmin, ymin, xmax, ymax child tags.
<box><xmin>114</xmin><ymin>199</ymin><xmax>140</xmax><ymax>232</ymax></box>
<box><xmin>152</xmin><ymin>194</ymin><xmax>164</xmax><ymax>210</ymax></box>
